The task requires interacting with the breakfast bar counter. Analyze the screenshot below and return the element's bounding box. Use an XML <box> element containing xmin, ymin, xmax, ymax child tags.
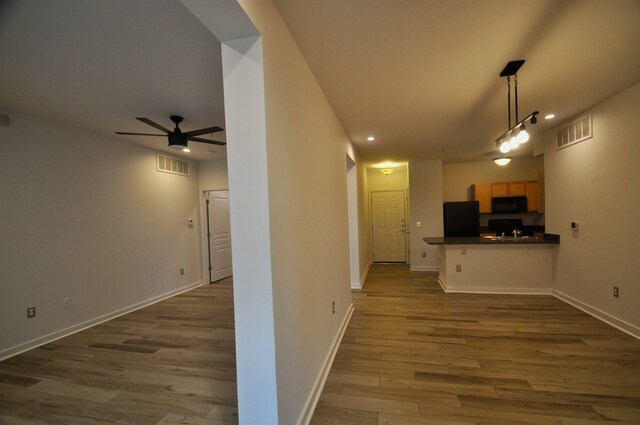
<box><xmin>424</xmin><ymin>235</ymin><xmax>559</xmax><ymax>294</ymax></box>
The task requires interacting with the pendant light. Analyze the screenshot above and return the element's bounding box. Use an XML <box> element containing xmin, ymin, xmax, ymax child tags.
<box><xmin>494</xmin><ymin>60</ymin><xmax>538</xmax><ymax>162</ymax></box>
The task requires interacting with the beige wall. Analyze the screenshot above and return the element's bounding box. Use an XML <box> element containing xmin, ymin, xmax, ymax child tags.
<box><xmin>408</xmin><ymin>160</ymin><xmax>443</xmax><ymax>271</ymax></box>
<box><xmin>235</xmin><ymin>1</ymin><xmax>356</xmax><ymax>423</ymax></box>
<box><xmin>367</xmin><ymin>165</ymin><xmax>409</xmax><ymax>192</ymax></box>
<box><xmin>538</xmin><ymin>82</ymin><xmax>640</xmax><ymax>336</ymax></box>
<box><xmin>0</xmin><ymin>110</ymin><xmax>202</xmax><ymax>358</ymax></box>
<box><xmin>197</xmin><ymin>158</ymin><xmax>228</xmax><ymax>191</ymax></box>
<box><xmin>443</xmin><ymin>156</ymin><xmax>543</xmax><ymax>202</ymax></box>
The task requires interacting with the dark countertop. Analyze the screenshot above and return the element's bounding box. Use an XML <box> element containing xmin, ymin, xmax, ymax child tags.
<box><xmin>424</xmin><ymin>234</ymin><xmax>560</xmax><ymax>245</ymax></box>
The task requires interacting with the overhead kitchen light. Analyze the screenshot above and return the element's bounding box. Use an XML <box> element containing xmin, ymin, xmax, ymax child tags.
<box><xmin>493</xmin><ymin>60</ymin><xmax>538</xmax><ymax>159</ymax></box>
<box><xmin>367</xmin><ymin>136</ymin><xmax>375</xmax><ymax>141</ymax></box>
<box><xmin>493</xmin><ymin>156</ymin><xmax>512</xmax><ymax>166</ymax></box>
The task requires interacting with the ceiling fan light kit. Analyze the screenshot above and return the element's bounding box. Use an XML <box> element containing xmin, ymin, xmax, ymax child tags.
<box><xmin>493</xmin><ymin>60</ymin><xmax>538</xmax><ymax>163</ymax></box>
<box><xmin>116</xmin><ymin>115</ymin><xmax>225</xmax><ymax>152</ymax></box>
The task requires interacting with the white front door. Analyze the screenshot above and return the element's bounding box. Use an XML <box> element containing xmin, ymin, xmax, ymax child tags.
<box><xmin>371</xmin><ymin>190</ymin><xmax>406</xmax><ymax>262</ymax></box>
<box><xmin>206</xmin><ymin>191</ymin><xmax>232</xmax><ymax>282</ymax></box>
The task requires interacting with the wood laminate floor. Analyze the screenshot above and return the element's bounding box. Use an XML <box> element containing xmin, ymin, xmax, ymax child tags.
<box><xmin>0</xmin><ymin>277</ymin><xmax>238</xmax><ymax>425</ymax></box>
<box><xmin>2</xmin><ymin>266</ymin><xmax>640</xmax><ymax>425</ymax></box>
<box><xmin>310</xmin><ymin>264</ymin><xmax>640</xmax><ymax>425</ymax></box>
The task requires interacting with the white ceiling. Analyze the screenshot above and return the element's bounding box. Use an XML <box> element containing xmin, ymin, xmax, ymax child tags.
<box><xmin>0</xmin><ymin>0</ymin><xmax>227</xmax><ymax>160</ymax></box>
<box><xmin>1</xmin><ymin>0</ymin><xmax>639</xmax><ymax>164</ymax></box>
<box><xmin>273</xmin><ymin>0</ymin><xmax>640</xmax><ymax>164</ymax></box>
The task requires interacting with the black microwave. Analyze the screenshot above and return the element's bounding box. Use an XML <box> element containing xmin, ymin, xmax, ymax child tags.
<box><xmin>492</xmin><ymin>196</ymin><xmax>527</xmax><ymax>213</ymax></box>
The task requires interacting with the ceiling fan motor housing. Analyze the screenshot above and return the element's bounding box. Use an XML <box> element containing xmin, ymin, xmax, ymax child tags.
<box><xmin>168</xmin><ymin>131</ymin><xmax>188</xmax><ymax>149</ymax></box>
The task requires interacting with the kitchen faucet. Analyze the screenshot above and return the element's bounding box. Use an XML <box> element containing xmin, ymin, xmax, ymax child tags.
<box><xmin>512</xmin><ymin>229</ymin><xmax>522</xmax><ymax>238</ymax></box>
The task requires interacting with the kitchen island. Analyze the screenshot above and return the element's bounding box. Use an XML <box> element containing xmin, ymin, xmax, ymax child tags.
<box><xmin>424</xmin><ymin>235</ymin><xmax>559</xmax><ymax>294</ymax></box>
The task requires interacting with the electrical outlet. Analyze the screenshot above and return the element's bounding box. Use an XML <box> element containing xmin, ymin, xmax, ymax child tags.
<box><xmin>332</xmin><ymin>301</ymin><xmax>335</xmax><ymax>315</ymax></box>
<box><xmin>421</xmin><ymin>251</ymin><xmax>427</xmax><ymax>258</ymax></box>
<box><xmin>27</xmin><ymin>306</ymin><xmax>36</xmax><ymax>318</ymax></box>
<box><xmin>63</xmin><ymin>298</ymin><xmax>70</xmax><ymax>309</ymax></box>
<box><xmin>613</xmin><ymin>286</ymin><xmax>619</xmax><ymax>298</ymax></box>
<box><xmin>456</xmin><ymin>265</ymin><xmax>462</xmax><ymax>272</ymax></box>
<box><xmin>180</xmin><ymin>268</ymin><xmax>185</xmax><ymax>275</ymax></box>
<box><xmin>461</xmin><ymin>247</ymin><xmax>467</xmax><ymax>255</ymax></box>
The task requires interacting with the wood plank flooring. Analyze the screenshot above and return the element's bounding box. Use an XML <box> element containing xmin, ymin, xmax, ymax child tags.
<box><xmin>310</xmin><ymin>264</ymin><xmax>640</xmax><ymax>425</ymax></box>
<box><xmin>2</xmin><ymin>266</ymin><xmax>640</xmax><ymax>424</ymax></box>
<box><xmin>0</xmin><ymin>277</ymin><xmax>238</xmax><ymax>425</ymax></box>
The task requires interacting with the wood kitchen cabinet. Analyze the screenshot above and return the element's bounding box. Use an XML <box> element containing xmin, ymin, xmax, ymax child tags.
<box><xmin>509</xmin><ymin>181</ymin><xmax>526</xmax><ymax>196</ymax></box>
<box><xmin>526</xmin><ymin>181</ymin><xmax>539</xmax><ymax>212</ymax></box>
<box><xmin>472</xmin><ymin>183</ymin><xmax>492</xmax><ymax>213</ymax></box>
<box><xmin>491</xmin><ymin>183</ymin><xmax>509</xmax><ymax>197</ymax></box>
<box><xmin>472</xmin><ymin>180</ymin><xmax>542</xmax><ymax>213</ymax></box>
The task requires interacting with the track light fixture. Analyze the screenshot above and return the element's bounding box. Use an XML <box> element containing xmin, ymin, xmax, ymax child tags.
<box><xmin>494</xmin><ymin>60</ymin><xmax>538</xmax><ymax>161</ymax></box>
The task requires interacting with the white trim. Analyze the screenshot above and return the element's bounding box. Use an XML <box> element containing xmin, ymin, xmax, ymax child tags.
<box><xmin>409</xmin><ymin>265</ymin><xmax>439</xmax><ymax>272</ymax></box>
<box><xmin>553</xmin><ymin>290</ymin><xmax>640</xmax><ymax>340</ymax></box>
<box><xmin>352</xmin><ymin>261</ymin><xmax>372</xmax><ymax>290</ymax></box>
<box><xmin>0</xmin><ymin>280</ymin><xmax>203</xmax><ymax>361</ymax></box>
<box><xmin>443</xmin><ymin>286</ymin><xmax>551</xmax><ymax>295</ymax></box>
<box><xmin>296</xmin><ymin>303</ymin><xmax>355</xmax><ymax>425</ymax></box>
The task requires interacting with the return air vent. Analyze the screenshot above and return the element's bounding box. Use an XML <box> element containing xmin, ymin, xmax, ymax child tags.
<box><xmin>157</xmin><ymin>154</ymin><xmax>190</xmax><ymax>177</ymax></box>
<box><xmin>556</xmin><ymin>114</ymin><xmax>592</xmax><ymax>150</ymax></box>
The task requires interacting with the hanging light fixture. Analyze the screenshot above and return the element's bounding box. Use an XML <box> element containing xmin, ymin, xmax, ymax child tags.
<box><xmin>494</xmin><ymin>60</ymin><xmax>538</xmax><ymax>163</ymax></box>
<box><xmin>380</xmin><ymin>168</ymin><xmax>394</xmax><ymax>175</ymax></box>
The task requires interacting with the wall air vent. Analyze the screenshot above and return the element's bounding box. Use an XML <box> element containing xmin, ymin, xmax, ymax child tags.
<box><xmin>556</xmin><ymin>114</ymin><xmax>592</xmax><ymax>150</ymax></box>
<box><xmin>156</xmin><ymin>154</ymin><xmax>190</xmax><ymax>177</ymax></box>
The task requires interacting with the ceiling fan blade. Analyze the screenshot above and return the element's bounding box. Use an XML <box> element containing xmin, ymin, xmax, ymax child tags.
<box><xmin>115</xmin><ymin>132</ymin><xmax>165</xmax><ymax>136</ymax></box>
<box><xmin>136</xmin><ymin>117</ymin><xmax>170</xmax><ymax>133</ymax></box>
<box><xmin>188</xmin><ymin>136</ymin><xmax>226</xmax><ymax>146</ymax></box>
<box><xmin>183</xmin><ymin>126</ymin><xmax>224</xmax><ymax>137</ymax></box>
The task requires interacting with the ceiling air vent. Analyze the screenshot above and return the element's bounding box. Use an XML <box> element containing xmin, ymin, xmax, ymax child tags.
<box><xmin>556</xmin><ymin>114</ymin><xmax>592</xmax><ymax>150</ymax></box>
<box><xmin>156</xmin><ymin>154</ymin><xmax>190</xmax><ymax>177</ymax></box>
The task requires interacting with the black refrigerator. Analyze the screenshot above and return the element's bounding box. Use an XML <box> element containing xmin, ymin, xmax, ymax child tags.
<box><xmin>443</xmin><ymin>201</ymin><xmax>480</xmax><ymax>237</ymax></box>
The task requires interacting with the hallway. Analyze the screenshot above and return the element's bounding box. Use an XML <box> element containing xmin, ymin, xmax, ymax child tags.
<box><xmin>311</xmin><ymin>264</ymin><xmax>640</xmax><ymax>424</ymax></box>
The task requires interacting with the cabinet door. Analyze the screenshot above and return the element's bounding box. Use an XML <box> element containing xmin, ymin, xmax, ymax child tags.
<box><xmin>526</xmin><ymin>181</ymin><xmax>539</xmax><ymax>212</ymax></box>
<box><xmin>491</xmin><ymin>183</ymin><xmax>509</xmax><ymax>197</ymax></box>
<box><xmin>473</xmin><ymin>184</ymin><xmax>492</xmax><ymax>213</ymax></box>
<box><xmin>509</xmin><ymin>181</ymin><xmax>526</xmax><ymax>196</ymax></box>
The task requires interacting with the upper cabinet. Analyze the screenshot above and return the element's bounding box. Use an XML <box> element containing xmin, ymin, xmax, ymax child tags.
<box><xmin>472</xmin><ymin>180</ymin><xmax>541</xmax><ymax>213</ymax></box>
<box><xmin>472</xmin><ymin>183</ymin><xmax>492</xmax><ymax>213</ymax></box>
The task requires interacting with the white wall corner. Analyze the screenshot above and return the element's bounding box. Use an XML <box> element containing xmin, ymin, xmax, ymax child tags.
<box><xmin>553</xmin><ymin>290</ymin><xmax>640</xmax><ymax>340</ymax></box>
<box><xmin>352</xmin><ymin>261</ymin><xmax>372</xmax><ymax>290</ymax></box>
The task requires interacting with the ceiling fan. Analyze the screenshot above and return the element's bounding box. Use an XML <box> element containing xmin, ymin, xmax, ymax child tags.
<box><xmin>116</xmin><ymin>115</ymin><xmax>225</xmax><ymax>150</ymax></box>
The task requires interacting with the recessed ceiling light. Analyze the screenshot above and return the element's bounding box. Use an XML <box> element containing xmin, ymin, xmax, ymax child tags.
<box><xmin>367</xmin><ymin>136</ymin><xmax>375</xmax><ymax>141</ymax></box>
<box><xmin>207</xmin><ymin>150</ymin><xmax>216</xmax><ymax>154</ymax></box>
<box><xmin>544</xmin><ymin>114</ymin><xmax>555</xmax><ymax>120</ymax></box>
<box><xmin>182</xmin><ymin>148</ymin><xmax>191</xmax><ymax>153</ymax></box>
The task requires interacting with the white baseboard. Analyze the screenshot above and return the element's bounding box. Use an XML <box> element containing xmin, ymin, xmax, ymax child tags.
<box><xmin>409</xmin><ymin>265</ymin><xmax>439</xmax><ymax>272</ymax></box>
<box><xmin>352</xmin><ymin>261</ymin><xmax>371</xmax><ymax>290</ymax></box>
<box><xmin>296</xmin><ymin>303</ymin><xmax>354</xmax><ymax>425</ymax></box>
<box><xmin>0</xmin><ymin>280</ymin><xmax>204</xmax><ymax>361</ymax></box>
<box><xmin>553</xmin><ymin>289</ymin><xmax>640</xmax><ymax>340</ymax></box>
<box><xmin>443</xmin><ymin>286</ymin><xmax>551</xmax><ymax>295</ymax></box>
